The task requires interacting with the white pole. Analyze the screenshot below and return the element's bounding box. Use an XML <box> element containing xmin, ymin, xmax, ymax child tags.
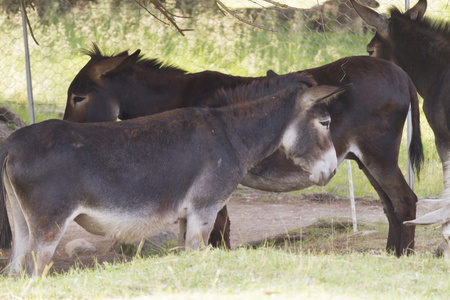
<box><xmin>347</xmin><ymin>160</ymin><xmax>357</xmax><ymax>232</ymax></box>
<box><xmin>20</xmin><ymin>5</ymin><xmax>35</xmax><ymax>125</ymax></box>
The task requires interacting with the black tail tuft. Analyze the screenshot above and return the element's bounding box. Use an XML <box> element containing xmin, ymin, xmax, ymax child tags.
<box><xmin>408</xmin><ymin>81</ymin><xmax>424</xmax><ymax>180</ymax></box>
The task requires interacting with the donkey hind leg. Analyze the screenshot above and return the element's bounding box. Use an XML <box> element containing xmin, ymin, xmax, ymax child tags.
<box><xmin>24</xmin><ymin>220</ymin><xmax>69</xmax><ymax>276</ymax></box>
<box><xmin>360</xmin><ymin>164</ymin><xmax>416</xmax><ymax>256</ymax></box>
<box><xmin>185</xmin><ymin>207</ymin><xmax>218</xmax><ymax>250</ymax></box>
<box><xmin>4</xmin><ymin>181</ymin><xmax>30</xmax><ymax>276</ymax></box>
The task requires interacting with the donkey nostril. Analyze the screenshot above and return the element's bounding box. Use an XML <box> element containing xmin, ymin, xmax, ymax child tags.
<box><xmin>332</xmin><ymin>168</ymin><xmax>337</xmax><ymax>175</ymax></box>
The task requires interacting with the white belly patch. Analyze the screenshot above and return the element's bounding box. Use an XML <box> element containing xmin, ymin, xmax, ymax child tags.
<box><xmin>74</xmin><ymin>208</ymin><xmax>179</xmax><ymax>244</ymax></box>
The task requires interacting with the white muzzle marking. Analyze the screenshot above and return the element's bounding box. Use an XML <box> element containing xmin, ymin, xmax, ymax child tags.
<box><xmin>306</xmin><ymin>147</ymin><xmax>338</xmax><ymax>186</ymax></box>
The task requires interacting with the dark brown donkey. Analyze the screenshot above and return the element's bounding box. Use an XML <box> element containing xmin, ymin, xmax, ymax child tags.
<box><xmin>0</xmin><ymin>75</ymin><xmax>344</xmax><ymax>276</ymax></box>
<box><xmin>63</xmin><ymin>47</ymin><xmax>424</xmax><ymax>256</ymax></box>
<box><xmin>350</xmin><ymin>0</ymin><xmax>450</xmax><ymax>198</ymax></box>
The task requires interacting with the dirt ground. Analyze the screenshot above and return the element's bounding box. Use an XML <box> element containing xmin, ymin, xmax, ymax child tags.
<box><xmin>0</xmin><ymin>186</ymin><xmax>432</xmax><ymax>274</ymax></box>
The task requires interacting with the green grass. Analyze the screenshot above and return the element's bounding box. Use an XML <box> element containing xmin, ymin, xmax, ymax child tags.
<box><xmin>0</xmin><ymin>0</ymin><xmax>445</xmax><ymax>198</ymax></box>
<box><xmin>1</xmin><ymin>237</ymin><xmax>449</xmax><ymax>299</ymax></box>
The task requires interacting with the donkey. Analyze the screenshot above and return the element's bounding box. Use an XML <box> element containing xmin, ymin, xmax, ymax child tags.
<box><xmin>351</xmin><ymin>0</ymin><xmax>450</xmax><ymax>255</ymax></box>
<box><xmin>350</xmin><ymin>0</ymin><xmax>450</xmax><ymax>197</ymax></box>
<box><xmin>0</xmin><ymin>75</ymin><xmax>346</xmax><ymax>276</ymax></box>
<box><xmin>63</xmin><ymin>47</ymin><xmax>424</xmax><ymax>256</ymax></box>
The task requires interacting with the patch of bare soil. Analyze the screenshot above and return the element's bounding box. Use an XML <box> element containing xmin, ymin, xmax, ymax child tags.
<box><xmin>0</xmin><ymin>186</ymin><xmax>435</xmax><ymax>274</ymax></box>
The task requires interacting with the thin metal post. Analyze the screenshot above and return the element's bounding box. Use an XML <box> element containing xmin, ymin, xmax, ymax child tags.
<box><xmin>347</xmin><ymin>160</ymin><xmax>357</xmax><ymax>232</ymax></box>
<box><xmin>21</xmin><ymin>5</ymin><xmax>35</xmax><ymax>124</ymax></box>
<box><xmin>178</xmin><ymin>208</ymin><xmax>187</xmax><ymax>251</ymax></box>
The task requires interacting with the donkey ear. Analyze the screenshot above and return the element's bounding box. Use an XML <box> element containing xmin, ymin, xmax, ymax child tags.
<box><xmin>350</xmin><ymin>0</ymin><xmax>389</xmax><ymax>36</ymax></box>
<box><xmin>405</xmin><ymin>0</ymin><xmax>427</xmax><ymax>21</ymax></box>
<box><xmin>103</xmin><ymin>49</ymin><xmax>141</xmax><ymax>77</ymax></box>
<box><xmin>91</xmin><ymin>49</ymin><xmax>141</xmax><ymax>79</ymax></box>
<box><xmin>404</xmin><ymin>205</ymin><xmax>450</xmax><ymax>226</ymax></box>
<box><xmin>266</xmin><ymin>70</ymin><xmax>279</xmax><ymax>78</ymax></box>
<box><xmin>300</xmin><ymin>84</ymin><xmax>352</xmax><ymax>110</ymax></box>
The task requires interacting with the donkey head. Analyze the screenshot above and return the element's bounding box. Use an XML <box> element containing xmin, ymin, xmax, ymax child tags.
<box><xmin>63</xmin><ymin>49</ymin><xmax>141</xmax><ymax>123</ymax></box>
<box><xmin>350</xmin><ymin>0</ymin><xmax>427</xmax><ymax>62</ymax></box>
<box><xmin>281</xmin><ymin>84</ymin><xmax>351</xmax><ymax>186</ymax></box>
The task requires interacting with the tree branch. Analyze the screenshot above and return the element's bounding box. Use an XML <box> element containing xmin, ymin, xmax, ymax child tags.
<box><xmin>21</xmin><ymin>0</ymin><xmax>39</xmax><ymax>45</ymax></box>
<box><xmin>262</xmin><ymin>0</ymin><xmax>318</xmax><ymax>12</ymax></box>
<box><xmin>215</xmin><ymin>0</ymin><xmax>277</xmax><ymax>32</ymax></box>
<box><xmin>134</xmin><ymin>0</ymin><xmax>193</xmax><ymax>36</ymax></box>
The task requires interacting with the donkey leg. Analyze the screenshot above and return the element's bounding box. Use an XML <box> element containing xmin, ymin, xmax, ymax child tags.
<box><xmin>6</xmin><ymin>199</ymin><xmax>30</xmax><ymax>276</ymax></box>
<box><xmin>185</xmin><ymin>207</ymin><xmax>218</xmax><ymax>250</ymax></box>
<box><xmin>436</xmin><ymin>142</ymin><xmax>450</xmax><ymax>199</ymax></box>
<box><xmin>24</xmin><ymin>220</ymin><xmax>69</xmax><ymax>276</ymax></box>
<box><xmin>3</xmin><ymin>180</ymin><xmax>30</xmax><ymax>276</ymax></box>
<box><xmin>361</xmin><ymin>165</ymin><xmax>416</xmax><ymax>256</ymax></box>
<box><xmin>207</xmin><ymin>206</ymin><xmax>231</xmax><ymax>249</ymax></box>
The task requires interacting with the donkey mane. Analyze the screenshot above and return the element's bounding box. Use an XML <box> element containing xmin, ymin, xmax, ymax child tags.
<box><xmin>82</xmin><ymin>44</ymin><xmax>187</xmax><ymax>75</ymax></box>
<box><xmin>208</xmin><ymin>73</ymin><xmax>316</xmax><ymax>107</ymax></box>
<box><xmin>389</xmin><ymin>7</ymin><xmax>450</xmax><ymax>40</ymax></box>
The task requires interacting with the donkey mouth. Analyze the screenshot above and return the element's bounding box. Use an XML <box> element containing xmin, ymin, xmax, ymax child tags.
<box><xmin>309</xmin><ymin>169</ymin><xmax>336</xmax><ymax>186</ymax></box>
<box><xmin>291</xmin><ymin>157</ymin><xmax>337</xmax><ymax>186</ymax></box>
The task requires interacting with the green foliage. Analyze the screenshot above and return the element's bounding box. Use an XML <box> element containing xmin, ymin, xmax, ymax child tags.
<box><xmin>0</xmin><ymin>0</ymin><xmax>444</xmax><ymax>198</ymax></box>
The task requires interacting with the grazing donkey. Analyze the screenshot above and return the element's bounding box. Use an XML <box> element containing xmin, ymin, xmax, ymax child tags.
<box><xmin>0</xmin><ymin>74</ymin><xmax>346</xmax><ymax>276</ymax></box>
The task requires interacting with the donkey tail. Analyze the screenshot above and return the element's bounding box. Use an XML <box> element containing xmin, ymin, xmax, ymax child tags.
<box><xmin>408</xmin><ymin>80</ymin><xmax>424</xmax><ymax>180</ymax></box>
<box><xmin>0</xmin><ymin>144</ymin><xmax>12</xmax><ymax>249</ymax></box>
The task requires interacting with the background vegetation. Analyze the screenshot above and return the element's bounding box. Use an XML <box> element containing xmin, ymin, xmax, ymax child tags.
<box><xmin>0</xmin><ymin>1</ymin><xmax>449</xmax><ymax>296</ymax></box>
<box><xmin>0</xmin><ymin>0</ymin><xmax>448</xmax><ymax>197</ymax></box>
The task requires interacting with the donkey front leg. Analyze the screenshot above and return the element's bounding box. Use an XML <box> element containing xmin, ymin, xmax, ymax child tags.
<box><xmin>185</xmin><ymin>207</ymin><xmax>218</xmax><ymax>250</ymax></box>
<box><xmin>438</xmin><ymin>146</ymin><xmax>450</xmax><ymax>200</ymax></box>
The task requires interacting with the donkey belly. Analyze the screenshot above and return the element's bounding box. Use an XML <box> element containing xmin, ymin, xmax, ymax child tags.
<box><xmin>74</xmin><ymin>208</ymin><xmax>179</xmax><ymax>244</ymax></box>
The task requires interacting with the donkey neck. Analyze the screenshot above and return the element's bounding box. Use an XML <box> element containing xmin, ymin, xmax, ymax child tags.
<box><xmin>115</xmin><ymin>73</ymin><xmax>188</xmax><ymax>119</ymax></box>
<box><xmin>214</xmin><ymin>90</ymin><xmax>298</xmax><ymax>168</ymax></box>
<box><xmin>116</xmin><ymin>70</ymin><xmax>258</xmax><ymax>120</ymax></box>
<box><xmin>391</xmin><ymin>18</ymin><xmax>450</xmax><ymax>100</ymax></box>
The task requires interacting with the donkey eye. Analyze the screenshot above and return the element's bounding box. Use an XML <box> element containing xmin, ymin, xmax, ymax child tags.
<box><xmin>72</xmin><ymin>95</ymin><xmax>86</xmax><ymax>104</ymax></box>
<box><xmin>366</xmin><ymin>45</ymin><xmax>374</xmax><ymax>56</ymax></box>
<box><xmin>320</xmin><ymin>120</ymin><xmax>330</xmax><ymax>129</ymax></box>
